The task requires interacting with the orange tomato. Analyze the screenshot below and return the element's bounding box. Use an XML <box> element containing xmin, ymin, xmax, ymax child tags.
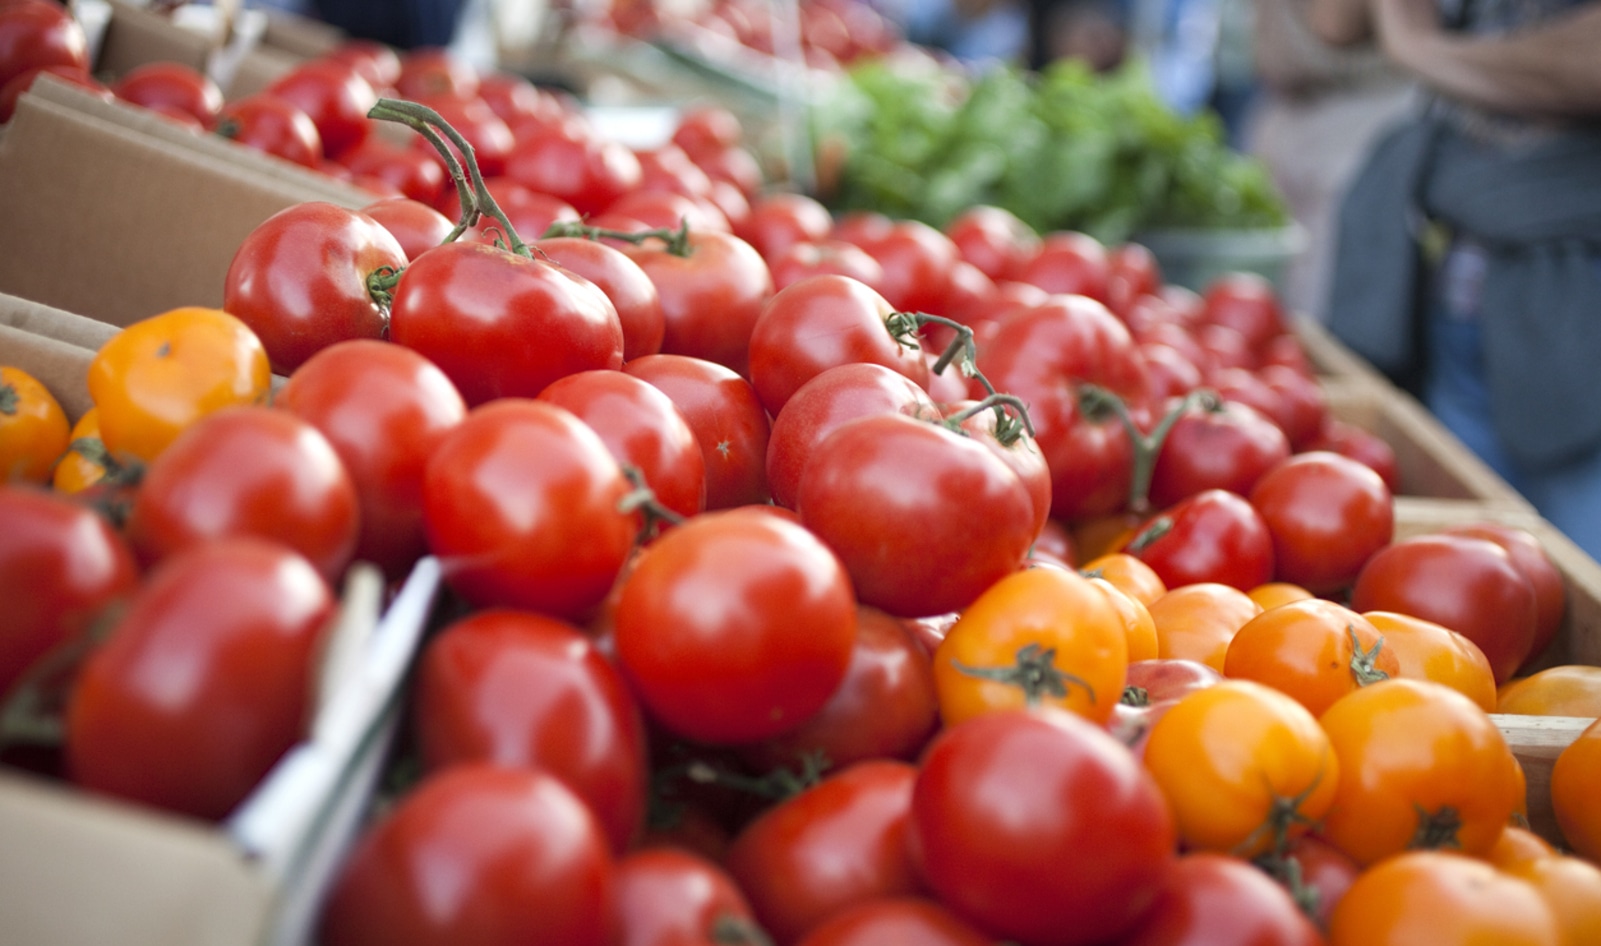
<box><xmin>1224</xmin><ymin>599</ymin><xmax>1397</xmax><ymax>717</ymax></box>
<box><xmin>1142</xmin><ymin>678</ymin><xmax>1338</xmax><ymax>857</ymax></box>
<box><xmin>932</xmin><ymin>566</ymin><xmax>1129</xmax><ymax>728</ymax></box>
<box><xmin>1079</xmin><ymin>551</ymin><xmax>1166</xmax><ymax>607</ymax></box>
<box><xmin>1551</xmin><ymin>715</ymin><xmax>1601</xmax><ymax>862</ymax></box>
<box><xmin>1504</xmin><ymin>854</ymin><xmax>1601</xmax><ymax>946</ymax></box>
<box><xmin>1363</xmin><ymin>610</ymin><xmax>1498</xmax><ymax>714</ymax></box>
<box><xmin>1484</xmin><ymin>824</ymin><xmax>1559</xmax><ymax>870</ymax></box>
<box><xmin>1146</xmin><ymin>582</ymin><xmax>1262</xmax><ymax>673</ymax></box>
<box><xmin>1328</xmin><ymin>851</ymin><xmax>1560</xmax><ymax>946</ymax></box>
<box><xmin>1089</xmin><ymin>576</ymin><xmax>1159</xmax><ymax>663</ymax></box>
<box><xmin>1246</xmin><ymin>581</ymin><xmax>1314</xmax><ymax>612</ymax></box>
<box><xmin>0</xmin><ymin>366</ymin><xmax>70</xmax><ymax>484</ymax></box>
<box><xmin>1497</xmin><ymin>665</ymin><xmax>1601</xmax><ymax>718</ymax></box>
<box><xmin>87</xmin><ymin>307</ymin><xmax>271</xmax><ymax>463</ymax></box>
<box><xmin>51</xmin><ymin>408</ymin><xmax>111</xmax><ymax>494</ymax></box>
<box><xmin>1318</xmin><ymin>678</ymin><xmax>1521</xmax><ymax>866</ymax></box>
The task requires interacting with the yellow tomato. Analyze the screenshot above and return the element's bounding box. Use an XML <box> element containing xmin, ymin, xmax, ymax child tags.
<box><xmin>0</xmin><ymin>366</ymin><xmax>70</xmax><ymax>484</ymax></box>
<box><xmin>87</xmin><ymin>307</ymin><xmax>271</xmax><ymax>463</ymax></box>
<box><xmin>1224</xmin><ymin>598</ymin><xmax>1396</xmax><ymax>717</ymax></box>
<box><xmin>1318</xmin><ymin>678</ymin><xmax>1521</xmax><ymax>866</ymax></box>
<box><xmin>1503</xmin><ymin>855</ymin><xmax>1601</xmax><ymax>946</ymax></box>
<box><xmin>1364</xmin><ymin>610</ymin><xmax>1499</xmax><ymax>713</ymax></box>
<box><xmin>1145</xmin><ymin>582</ymin><xmax>1261</xmax><ymax>673</ymax></box>
<box><xmin>1142</xmin><ymin>678</ymin><xmax>1338</xmax><ymax>857</ymax></box>
<box><xmin>1246</xmin><ymin>581</ymin><xmax>1315</xmax><ymax>612</ymax></box>
<box><xmin>1088</xmin><ymin>575</ymin><xmax>1159</xmax><ymax>663</ymax></box>
<box><xmin>1329</xmin><ymin>851</ymin><xmax>1560</xmax><ymax>946</ymax></box>
<box><xmin>932</xmin><ymin>566</ymin><xmax>1128</xmax><ymax>728</ymax></box>
<box><xmin>1497</xmin><ymin>665</ymin><xmax>1601</xmax><ymax>718</ymax></box>
<box><xmin>51</xmin><ymin>408</ymin><xmax>111</xmax><ymax>494</ymax></box>
<box><xmin>1483</xmin><ymin>824</ymin><xmax>1559</xmax><ymax>871</ymax></box>
<box><xmin>1079</xmin><ymin>551</ymin><xmax>1167</xmax><ymax>607</ymax></box>
<box><xmin>1552</xmin><ymin>716</ymin><xmax>1601</xmax><ymax>862</ymax></box>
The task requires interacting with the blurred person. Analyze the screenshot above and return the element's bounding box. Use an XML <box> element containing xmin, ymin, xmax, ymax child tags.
<box><xmin>1240</xmin><ymin>0</ymin><xmax>1414</xmax><ymax>318</ymax></box>
<box><xmin>898</xmin><ymin>0</ymin><xmax>1033</xmax><ymax>69</ymax></box>
<box><xmin>1027</xmin><ymin>0</ymin><xmax>1130</xmax><ymax>72</ymax></box>
<box><xmin>1313</xmin><ymin>0</ymin><xmax>1601</xmax><ymax>558</ymax></box>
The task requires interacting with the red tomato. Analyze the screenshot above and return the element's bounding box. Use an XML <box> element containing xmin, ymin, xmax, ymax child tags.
<box><xmin>422</xmin><ymin>398</ymin><xmax>637</xmax><ymax>621</ymax></box>
<box><xmin>505</xmin><ymin>123</ymin><xmax>643</xmax><ymax>216</ymax></box>
<box><xmin>1304</xmin><ymin>417</ymin><xmax>1402</xmax><ymax>495</ymax></box>
<box><xmin>65</xmin><ymin>537</ymin><xmax>332</xmax><ymax>819</ymax></box>
<box><xmin>537</xmin><ymin>369</ymin><xmax>707</xmax><ymax>521</ymax></box>
<box><xmin>741</xmin><ymin>605</ymin><xmax>939</xmax><ymax>772</ymax></box>
<box><xmin>389</xmin><ymin>241</ymin><xmax>624</xmax><ymax>406</ymax></box>
<box><xmin>111</xmin><ymin>60</ymin><xmax>221</xmax><ymax>125</ymax></box>
<box><xmin>1249</xmin><ymin>451</ymin><xmax>1394</xmax><ymax>596</ymax></box>
<box><xmin>0</xmin><ymin>63</ymin><xmax>109</xmax><ymax>123</ymax></box>
<box><xmin>910</xmin><ymin>707</ymin><xmax>1176</xmax><ymax>945</ymax></box>
<box><xmin>534</xmin><ymin>235</ymin><xmax>665</xmax><ymax>361</ymax></box>
<box><xmin>766</xmin><ymin>239</ymin><xmax>886</xmax><ymax>291</ymax></box>
<box><xmin>0</xmin><ymin>487</ymin><xmax>139</xmax><ymax>700</ymax></box>
<box><xmin>224</xmin><ymin>201</ymin><xmax>408</xmax><ymax>373</ymax></box>
<box><xmin>736</xmin><ymin>192</ymin><xmax>834</xmax><ymax>262</ymax></box>
<box><xmin>126</xmin><ymin>406</ymin><xmax>360</xmax><ymax>583</ymax></box>
<box><xmin>765</xmin><ymin>362</ymin><xmax>941</xmax><ymax>510</ymax></box>
<box><xmin>276</xmin><ymin>339</ymin><xmax>467</xmax><ymax>581</ymax></box>
<box><xmin>671</xmin><ymin>103</ymin><xmax>744</xmax><ymax>159</ymax></box>
<box><xmin>1123</xmin><ymin>657</ymin><xmax>1224</xmax><ymax>706</ymax></box>
<box><xmin>1200</xmin><ymin>272</ymin><xmax>1286</xmax><ymax>354</ymax></box>
<box><xmin>1126</xmin><ymin>488</ymin><xmax>1276</xmax><ymax>592</ymax></box>
<box><xmin>723</xmin><ymin>760</ymin><xmax>922</xmax><ymax>945</ymax></box>
<box><xmin>1350</xmin><ymin>533</ymin><xmax>1537</xmax><ymax>684</ymax></box>
<box><xmin>1119</xmin><ymin>852</ymin><xmax>1324</xmax><ymax>946</ymax></box>
<box><xmin>614</xmin><ymin>848</ymin><xmax>766</xmax><ymax>946</ymax></box>
<box><xmin>266</xmin><ymin>58</ymin><xmax>377</xmax><ymax>160</ymax></box>
<box><xmin>747</xmin><ymin>274</ymin><xmax>928</xmax><ymax>417</ymax></box>
<box><xmin>622</xmin><ymin>353</ymin><xmax>771</xmax><ymax>509</ymax></box>
<box><xmin>343</xmin><ymin>138</ymin><xmax>448</xmax><ymax>206</ymax></box>
<box><xmin>798</xmin><ymin>410</ymin><xmax>1036</xmax><ymax>618</ymax></box>
<box><xmin>359</xmin><ymin>196</ymin><xmax>453</xmax><ymax>261</ymax></box>
<box><xmin>794</xmin><ymin>899</ymin><xmax>991</xmax><ymax>946</ymax></box>
<box><xmin>634</xmin><ymin>142</ymin><xmax>717</xmax><ymax>199</ymax></box>
<box><xmin>605</xmin><ymin>189</ymin><xmax>729</xmax><ymax>234</ymax></box>
<box><xmin>319</xmin><ymin>764</ymin><xmax>617</xmax><ymax>946</ymax></box>
<box><xmin>943</xmin><ymin>204</ymin><xmax>1039</xmax><ymax>283</ymax></box>
<box><xmin>1438</xmin><ymin>522</ymin><xmax>1565</xmax><ymax>668</ymax></box>
<box><xmin>328</xmin><ymin>38</ymin><xmax>402</xmax><ymax>91</ymax></box>
<box><xmin>412</xmin><ymin>609</ymin><xmax>648</xmax><ymax>853</ymax></box>
<box><xmin>0</xmin><ymin>0</ymin><xmax>87</xmax><ymax>90</ymax></box>
<box><xmin>410</xmin><ymin>94</ymin><xmax>514</xmax><ymax>178</ymax></box>
<box><xmin>611</xmin><ymin>506</ymin><xmax>857</xmax><ymax>745</ymax></box>
<box><xmin>1147</xmin><ymin>396</ymin><xmax>1291</xmax><ymax>509</ymax></box>
<box><xmin>1259</xmin><ymin>363</ymin><xmax>1330</xmax><ymax>450</ymax></box>
<box><xmin>625</xmin><ymin>229</ymin><xmax>773</xmax><ymax>378</ymax></box>
<box><xmin>215</xmin><ymin>93</ymin><xmax>323</xmax><ymax>168</ymax></box>
<box><xmin>466</xmin><ymin>180</ymin><xmax>583</xmax><ymax>246</ymax></box>
<box><xmin>1014</xmin><ymin>230</ymin><xmax>1111</xmax><ymax>303</ymax></box>
<box><xmin>1106</xmin><ymin>242</ymin><xmax>1164</xmax><ymax>318</ymax></box>
<box><xmin>843</xmin><ymin>217</ymin><xmax>958</xmax><ymax>316</ymax></box>
<box><xmin>394</xmin><ymin>47</ymin><xmax>479</xmax><ymax>101</ymax></box>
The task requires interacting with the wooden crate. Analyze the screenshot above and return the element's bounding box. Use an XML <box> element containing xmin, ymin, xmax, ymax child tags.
<box><xmin>1291</xmin><ymin>316</ymin><xmax>1391</xmax><ymax>386</ymax></box>
<box><xmin>1391</xmin><ymin>497</ymin><xmax>1601</xmax><ymax>848</ymax></box>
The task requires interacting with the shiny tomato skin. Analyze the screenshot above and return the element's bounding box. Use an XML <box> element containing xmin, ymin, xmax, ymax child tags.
<box><xmin>1118</xmin><ymin>852</ymin><xmax>1325</xmax><ymax>946</ymax></box>
<box><xmin>65</xmin><ymin>537</ymin><xmax>332</xmax><ymax>820</ymax></box>
<box><xmin>1126</xmin><ymin>489</ymin><xmax>1276</xmax><ymax>592</ymax></box>
<box><xmin>538</xmin><ymin>369</ymin><xmax>706</xmax><ymax>521</ymax></box>
<box><xmin>215</xmin><ymin>92</ymin><xmax>323</xmax><ymax>167</ymax></box>
<box><xmin>747</xmin><ymin>274</ymin><xmax>927</xmax><ymax>417</ymax></box>
<box><xmin>1199</xmin><ymin>271</ymin><xmax>1286</xmax><ymax>353</ymax></box>
<box><xmin>1438</xmin><ymin>522</ymin><xmax>1566</xmax><ymax>667</ymax></box>
<box><xmin>422</xmin><ymin>398</ymin><xmax>636</xmax><ymax>620</ymax></box>
<box><xmin>265</xmin><ymin>57</ymin><xmax>377</xmax><ymax>159</ymax></box>
<box><xmin>111</xmin><ymin>60</ymin><xmax>222</xmax><ymax>126</ymax></box>
<box><xmin>794</xmin><ymin>899</ymin><xmax>992</xmax><ymax>946</ymax></box>
<box><xmin>223</xmin><ymin>201</ymin><xmax>407</xmax><ymax>373</ymax></box>
<box><xmin>797</xmin><ymin>411</ymin><xmax>1035</xmax><ymax>619</ymax></box>
<box><xmin>359</xmin><ymin>196</ymin><xmax>453</xmax><ymax>261</ymax></box>
<box><xmin>765</xmin><ymin>362</ymin><xmax>941</xmax><ymax>510</ymax></box>
<box><xmin>318</xmin><ymin>764</ymin><xmax>618</xmax><ymax>946</ymax></box>
<box><xmin>723</xmin><ymin>760</ymin><xmax>922</xmax><ymax>946</ymax></box>
<box><xmin>767</xmin><ymin>239</ymin><xmax>886</xmax><ymax>292</ymax></box>
<box><xmin>0</xmin><ymin>486</ymin><xmax>140</xmax><ymax>700</ymax></box>
<box><xmin>622</xmin><ymin>353</ymin><xmax>771</xmax><ymax>509</ymax></box>
<box><xmin>943</xmin><ymin>204</ymin><xmax>1039</xmax><ymax>283</ymax></box>
<box><xmin>126</xmin><ymin>406</ymin><xmax>360</xmax><ymax>584</ymax></box>
<box><xmin>736</xmin><ymin>191</ymin><xmax>834</xmax><ymax>262</ymax></box>
<box><xmin>613</xmin><ymin>848</ymin><xmax>765</xmax><ymax>946</ymax></box>
<box><xmin>911</xmin><ymin>707</ymin><xmax>1176</xmax><ymax>945</ymax></box>
<box><xmin>389</xmin><ymin>241</ymin><xmax>625</xmax><ymax>406</ymax></box>
<box><xmin>412</xmin><ymin>609</ymin><xmax>648</xmax><ymax>854</ymax></box>
<box><xmin>0</xmin><ymin>0</ymin><xmax>87</xmax><ymax>90</ymax></box>
<box><xmin>1350</xmin><ymin>533</ymin><xmax>1537</xmax><ymax>684</ymax></box>
<box><xmin>534</xmin><ymin>235</ymin><xmax>666</xmax><ymax>362</ymax></box>
<box><xmin>611</xmin><ymin>506</ymin><xmax>857</xmax><ymax>745</ymax></box>
<box><xmin>344</xmin><ymin>140</ymin><xmax>448</xmax><ymax>206</ymax></box>
<box><xmin>845</xmin><ymin>218</ymin><xmax>959</xmax><ymax>316</ymax></box>
<box><xmin>1328</xmin><ymin>850</ymin><xmax>1560</xmax><ymax>946</ymax></box>
<box><xmin>1147</xmin><ymin>397</ymin><xmax>1290</xmax><ymax>509</ymax></box>
<box><xmin>1304</xmin><ymin>418</ymin><xmax>1402</xmax><ymax>494</ymax></box>
<box><xmin>625</xmin><ymin>229</ymin><xmax>773</xmax><ymax>379</ymax></box>
<box><xmin>1248</xmin><ymin>450</ymin><xmax>1394</xmax><ymax>596</ymax></box>
<box><xmin>505</xmin><ymin>123</ymin><xmax>642</xmax><ymax>217</ymax></box>
<box><xmin>275</xmin><ymin>339</ymin><xmax>467</xmax><ymax>580</ymax></box>
<box><xmin>1014</xmin><ymin>230</ymin><xmax>1110</xmax><ymax>303</ymax></box>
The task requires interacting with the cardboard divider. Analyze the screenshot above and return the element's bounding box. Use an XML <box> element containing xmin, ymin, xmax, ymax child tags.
<box><xmin>0</xmin><ymin>88</ymin><xmax>368</xmax><ymax>329</ymax></box>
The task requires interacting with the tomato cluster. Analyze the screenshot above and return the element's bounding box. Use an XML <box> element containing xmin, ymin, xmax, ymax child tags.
<box><xmin>4</xmin><ymin>31</ymin><xmax>1601</xmax><ymax>946</ymax></box>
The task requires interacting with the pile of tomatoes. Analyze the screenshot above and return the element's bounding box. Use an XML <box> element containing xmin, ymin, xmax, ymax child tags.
<box><xmin>5</xmin><ymin>24</ymin><xmax>1601</xmax><ymax>946</ymax></box>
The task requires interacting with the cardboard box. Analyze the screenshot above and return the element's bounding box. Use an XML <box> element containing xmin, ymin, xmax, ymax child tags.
<box><xmin>0</xmin><ymin>80</ymin><xmax>369</xmax><ymax>330</ymax></box>
<box><xmin>1392</xmin><ymin>496</ymin><xmax>1601</xmax><ymax>848</ymax></box>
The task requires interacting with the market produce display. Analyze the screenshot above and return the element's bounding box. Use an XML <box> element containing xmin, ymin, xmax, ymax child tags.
<box><xmin>2</xmin><ymin>5</ymin><xmax>1601</xmax><ymax>945</ymax></box>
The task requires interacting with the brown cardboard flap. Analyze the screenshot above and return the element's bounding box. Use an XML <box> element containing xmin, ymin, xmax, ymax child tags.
<box><xmin>28</xmin><ymin>76</ymin><xmax>374</xmax><ymax>209</ymax></box>
<box><xmin>0</xmin><ymin>92</ymin><xmax>362</xmax><ymax>328</ymax></box>
<box><xmin>0</xmin><ymin>324</ymin><xmax>98</xmax><ymax>423</ymax></box>
<box><xmin>225</xmin><ymin>41</ymin><xmax>305</xmax><ymax>101</ymax></box>
<box><xmin>94</xmin><ymin>0</ymin><xmax>218</xmax><ymax>80</ymax></box>
<box><xmin>0</xmin><ymin>771</ymin><xmax>276</xmax><ymax>946</ymax></box>
<box><xmin>0</xmin><ymin>293</ymin><xmax>120</xmax><ymax>351</ymax></box>
<box><xmin>260</xmin><ymin>8</ymin><xmax>346</xmax><ymax>59</ymax></box>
